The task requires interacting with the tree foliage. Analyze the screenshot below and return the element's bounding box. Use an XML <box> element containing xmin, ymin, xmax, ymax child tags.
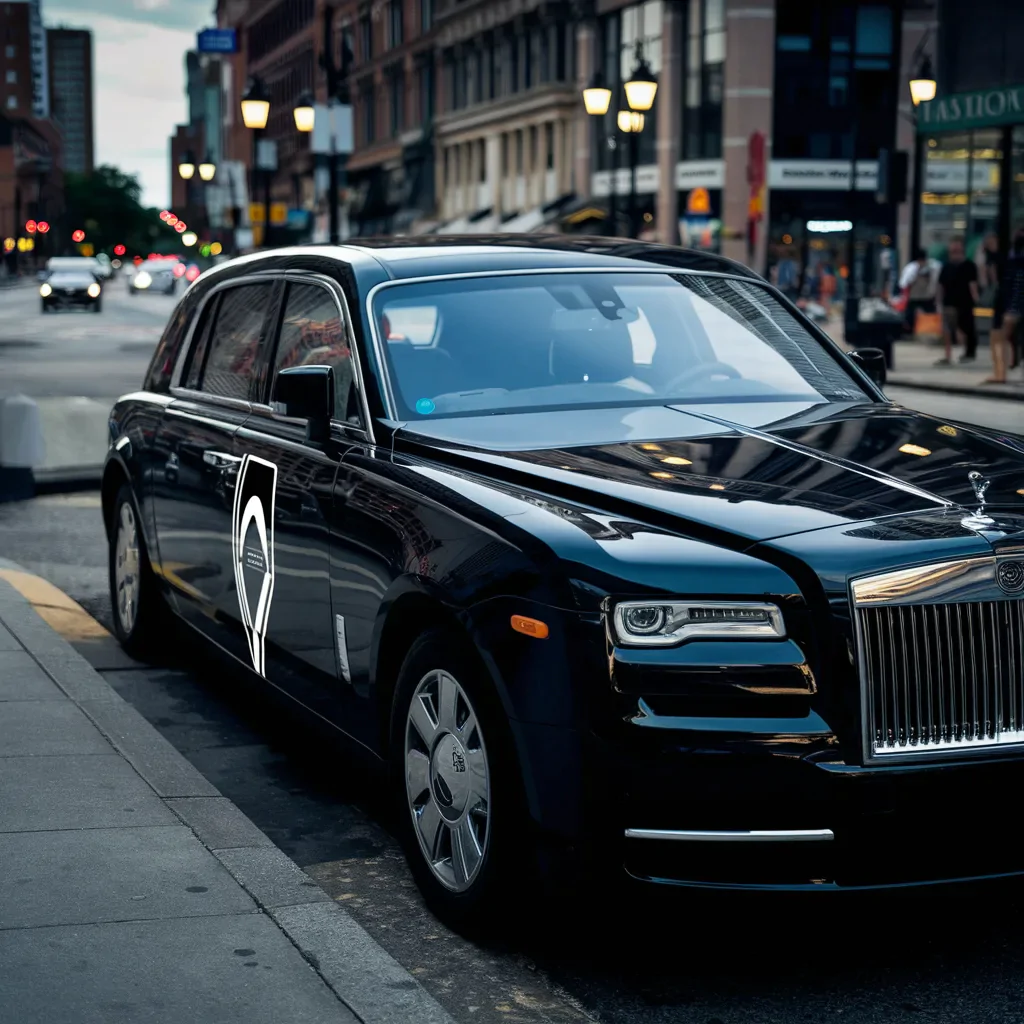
<box><xmin>62</xmin><ymin>165</ymin><xmax>163</xmax><ymax>256</ymax></box>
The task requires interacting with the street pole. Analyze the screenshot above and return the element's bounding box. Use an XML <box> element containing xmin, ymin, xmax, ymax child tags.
<box><xmin>910</xmin><ymin>124</ymin><xmax>923</xmax><ymax>255</ymax></box>
<box><xmin>628</xmin><ymin>128</ymin><xmax>638</xmax><ymax>238</ymax></box>
<box><xmin>321</xmin><ymin>3</ymin><xmax>352</xmax><ymax>245</ymax></box>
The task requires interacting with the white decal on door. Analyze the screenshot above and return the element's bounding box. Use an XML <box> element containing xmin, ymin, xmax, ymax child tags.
<box><xmin>232</xmin><ymin>453</ymin><xmax>278</xmax><ymax>677</ymax></box>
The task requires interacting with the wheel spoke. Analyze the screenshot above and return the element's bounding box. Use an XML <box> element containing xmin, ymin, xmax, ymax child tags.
<box><xmin>405</xmin><ymin>748</ymin><xmax>430</xmax><ymax>802</ymax></box>
<box><xmin>452</xmin><ymin>819</ymin><xmax>483</xmax><ymax>887</ymax></box>
<box><xmin>457</xmin><ymin>709</ymin><xmax>478</xmax><ymax>745</ymax></box>
<box><xmin>408</xmin><ymin>692</ymin><xmax>438</xmax><ymax>747</ymax></box>
<box><xmin>415</xmin><ymin>797</ymin><xmax>443</xmax><ymax>860</ymax></box>
<box><xmin>436</xmin><ymin>672</ymin><xmax>458</xmax><ymax>733</ymax></box>
<box><xmin>466</xmin><ymin>748</ymin><xmax>488</xmax><ymax>805</ymax></box>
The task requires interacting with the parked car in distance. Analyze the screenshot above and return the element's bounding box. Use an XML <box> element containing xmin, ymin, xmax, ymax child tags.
<box><xmin>42</xmin><ymin>256</ymin><xmax>103</xmax><ymax>282</ymax></box>
<box><xmin>40</xmin><ymin>265</ymin><xmax>102</xmax><ymax>313</ymax></box>
<box><xmin>128</xmin><ymin>258</ymin><xmax>179</xmax><ymax>296</ymax></box>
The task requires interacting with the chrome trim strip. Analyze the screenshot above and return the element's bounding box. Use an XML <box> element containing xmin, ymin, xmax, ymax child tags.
<box><xmin>167</xmin><ymin>388</ymin><xmax>251</xmax><ymax>414</ymax></box>
<box><xmin>624</xmin><ymin>828</ymin><xmax>835</xmax><ymax>842</ymax></box>
<box><xmin>692</xmin><ymin>412</ymin><xmax>954</xmax><ymax>510</ymax></box>
<box><xmin>363</xmin><ymin>266</ymin><xmax>778</xmax><ymax>421</ymax></box>
<box><xmin>851</xmin><ymin>557</ymin><xmax>998</xmax><ymax>606</ymax></box>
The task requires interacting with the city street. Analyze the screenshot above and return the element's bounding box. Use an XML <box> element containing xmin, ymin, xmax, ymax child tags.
<box><xmin>2</xmin><ymin>277</ymin><xmax>1024</xmax><ymax>1022</ymax></box>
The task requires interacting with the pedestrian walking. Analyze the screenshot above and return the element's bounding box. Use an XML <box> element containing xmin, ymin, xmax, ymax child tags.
<box><xmin>985</xmin><ymin>227</ymin><xmax>1024</xmax><ymax>384</ymax></box>
<box><xmin>935</xmin><ymin>237</ymin><xmax>979</xmax><ymax>366</ymax></box>
<box><xmin>898</xmin><ymin>248</ymin><xmax>939</xmax><ymax>336</ymax></box>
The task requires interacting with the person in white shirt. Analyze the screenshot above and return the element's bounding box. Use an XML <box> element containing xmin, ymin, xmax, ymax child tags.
<box><xmin>899</xmin><ymin>248</ymin><xmax>940</xmax><ymax>335</ymax></box>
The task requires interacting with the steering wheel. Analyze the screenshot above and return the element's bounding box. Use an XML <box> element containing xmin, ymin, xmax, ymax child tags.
<box><xmin>663</xmin><ymin>361</ymin><xmax>743</xmax><ymax>393</ymax></box>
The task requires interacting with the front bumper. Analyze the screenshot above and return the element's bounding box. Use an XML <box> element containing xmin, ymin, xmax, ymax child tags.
<box><xmin>44</xmin><ymin>292</ymin><xmax>97</xmax><ymax>307</ymax></box>
<box><xmin>584</xmin><ymin>725</ymin><xmax>1024</xmax><ymax>890</ymax></box>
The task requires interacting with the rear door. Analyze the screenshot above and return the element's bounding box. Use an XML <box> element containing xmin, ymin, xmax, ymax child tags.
<box><xmin>233</xmin><ymin>273</ymin><xmax>367</xmax><ymax>723</ymax></box>
<box><xmin>151</xmin><ymin>276</ymin><xmax>280</xmax><ymax>662</ymax></box>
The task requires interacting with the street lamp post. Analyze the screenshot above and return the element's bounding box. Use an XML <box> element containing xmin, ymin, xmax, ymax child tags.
<box><xmin>908</xmin><ymin>54</ymin><xmax>936</xmax><ymax>256</ymax></box>
<box><xmin>581</xmin><ymin>36</ymin><xmax>657</xmax><ymax>239</ymax></box>
<box><xmin>241</xmin><ymin>77</ymin><xmax>272</xmax><ymax>248</ymax></box>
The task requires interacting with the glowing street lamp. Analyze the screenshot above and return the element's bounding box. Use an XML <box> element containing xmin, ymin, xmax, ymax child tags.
<box><xmin>181</xmin><ymin>231</ymin><xmax>198</xmax><ymax>247</ymax></box>
<box><xmin>582</xmin><ymin>71</ymin><xmax>612</xmax><ymax>116</ymax></box>
<box><xmin>909</xmin><ymin>56</ymin><xmax>937</xmax><ymax>106</ymax></box>
<box><xmin>240</xmin><ymin>77</ymin><xmax>271</xmax><ymax>130</ymax></box>
<box><xmin>198</xmin><ymin>154</ymin><xmax>216</xmax><ymax>181</ymax></box>
<box><xmin>178</xmin><ymin>151</ymin><xmax>196</xmax><ymax>180</ymax></box>
<box><xmin>293</xmin><ymin>91</ymin><xmax>315</xmax><ymax>133</ymax></box>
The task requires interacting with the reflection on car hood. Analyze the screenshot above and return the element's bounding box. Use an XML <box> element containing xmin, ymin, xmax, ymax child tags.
<box><xmin>397</xmin><ymin>401</ymin><xmax>1024</xmax><ymax>544</ymax></box>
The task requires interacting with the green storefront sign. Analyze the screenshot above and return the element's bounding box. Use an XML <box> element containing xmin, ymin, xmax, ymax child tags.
<box><xmin>916</xmin><ymin>84</ymin><xmax>1024</xmax><ymax>133</ymax></box>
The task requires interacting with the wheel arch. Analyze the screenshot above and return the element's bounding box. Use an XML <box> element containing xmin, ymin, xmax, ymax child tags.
<box><xmin>101</xmin><ymin>456</ymin><xmax>130</xmax><ymax>540</ymax></box>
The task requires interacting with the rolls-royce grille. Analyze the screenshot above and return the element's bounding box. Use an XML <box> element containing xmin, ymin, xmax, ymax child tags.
<box><xmin>852</xmin><ymin>558</ymin><xmax>1024</xmax><ymax>760</ymax></box>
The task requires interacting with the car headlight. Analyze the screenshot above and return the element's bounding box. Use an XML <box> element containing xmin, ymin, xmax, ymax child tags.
<box><xmin>135</xmin><ymin>271</ymin><xmax>152</xmax><ymax>289</ymax></box>
<box><xmin>39</xmin><ymin>283</ymin><xmax>52</xmax><ymax>297</ymax></box>
<box><xmin>612</xmin><ymin>600</ymin><xmax>786</xmax><ymax>646</ymax></box>
<box><xmin>87</xmin><ymin>283</ymin><xmax>101</xmax><ymax>298</ymax></box>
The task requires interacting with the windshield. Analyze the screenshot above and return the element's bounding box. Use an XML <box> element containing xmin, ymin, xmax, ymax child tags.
<box><xmin>372</xmin><ymin>272</ymin><xmax>871</xmax><ymax>419</ymax></box>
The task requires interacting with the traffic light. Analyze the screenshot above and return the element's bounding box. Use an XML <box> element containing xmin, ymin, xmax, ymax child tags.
<box><xmin>37</xmin><ymin>221</ymin><xmax>49</xmax><ymax>234</ymax></box>
<box><xmin>114</xmin><ymin>244</ymin><xmax>126</xmax><ymax>256</ymax></box>
<box><xmin>72</xmin><ymin>229</ymin><xmax>86</xmax><ymax>243</ymax></box>
<box><xmin>25</xmin><ymin>220</ymin><xmax>36</xmax><ymax>234</ymax></box>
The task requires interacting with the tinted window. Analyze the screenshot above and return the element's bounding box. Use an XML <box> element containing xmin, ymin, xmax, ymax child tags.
<box><xmin>200</xmin><ymin>283</ymin><xmax>274</xmax><ymax>400</ymax></box>
<box><xmin>372</xmin><ymin>272</ymin><xmax>869</xmax><ymax>418</ymax></box>
<box><xmin>272</xmin><ymin>282</ymin><xmax>360</xmax><ymax>424</ymax></box>
<box><xmin>182</xmin><ymin>293</ymin><xmax>221</xmax><ymax>390</ymax></box>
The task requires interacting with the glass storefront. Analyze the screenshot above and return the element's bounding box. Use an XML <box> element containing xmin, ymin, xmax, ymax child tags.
<box><xmin>920</xmin><ymin>130</ymin><xmax>1003</xmax><ymax>262</ymax></box>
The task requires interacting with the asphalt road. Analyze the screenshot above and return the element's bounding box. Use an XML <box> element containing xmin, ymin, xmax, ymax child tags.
<box><xmin>4</xmin><ymin>276</ymin><xmax>1024</xmax><ymax>1022</ymax></box>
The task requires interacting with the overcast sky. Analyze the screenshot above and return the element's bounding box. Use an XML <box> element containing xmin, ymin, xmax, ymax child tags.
<box><xmin>46</xmin><ymin>0</ymin><xmax>214</xmax><ymax>208</ymax></box>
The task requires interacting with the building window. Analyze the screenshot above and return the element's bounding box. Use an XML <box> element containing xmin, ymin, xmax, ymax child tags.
<box><xmin>599</xmin><ymin>1</ymin><xmax>664</xmax><ymax>170</ymax></box>
<box><xmin>4</xmin><ymin>45</ymin><xmax>14</xmax><ymax>58</ymax></box>
<box><xmin>421</xmin><ymin>0</ymin><xmax>433</xmax><ymax>33</ymax></box>
<box><xmin>682</xmin><ymin>0</ymin><xmax>723</xmax><ymax>160</ymax></box>
<box><xmin>773</xmin><ymin>1</ymin><xmax>896</xmax><ymax>160</ymax></box>
<box><xmin>478</xmin><ymin>139</ymin><xmax>486</xmax><ymax>183</ymax></box>
<box><xmin>418</xmin><ymin>61</ymin><xmax>434</xmax><ymax>123</ymax></box>
<box><xmin>5</xmin><ymin>69</ymin><xmax>14</xmax><ymax>84</ymax></box>
<box><xmin>360</xmin><ymin>16</ymin><xmax>372</xmax><ymax>62</ymax></box>
<box><xmin>388</xmin><ymin>0</ymin><xmax>403</xmax><ymax>49</ymax></box>
<box><xmin>501</xmin><ymin>133</ymin><xmax>509</xmax><ymax>177</ymax></box>
<box><xmin>6</xmin><ymin>95</ymin><xmax>15</xmax><ymax>109</ymax></box>
<box><xmin>545</xmin><ymin>122</ymin><xmax>555</xmax><ymax>170</ymax></box>
<box><xmin>390</xmin><ymin>68</ymin><xmax>404</xmax><ymax>135</ymax></box>
<box><xmin>515</xmin><ymin>130</ymin><xmax>523</xmax><ymax>174</ymax></box>
<box><xmin>361</xmin><ymin>81</ymin><xmax>376</xmax><ymax>144</ymax></box>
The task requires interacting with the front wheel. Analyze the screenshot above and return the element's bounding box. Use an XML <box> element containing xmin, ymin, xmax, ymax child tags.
<box><xmin>391</xmin><ymin>630</ymin><xmax>529</xmax><ymax>932</ymax></box>
<box><xmin>108</xmin><ymin>483</ymin><xmax>165</xmax><ymax>658</ymax></box>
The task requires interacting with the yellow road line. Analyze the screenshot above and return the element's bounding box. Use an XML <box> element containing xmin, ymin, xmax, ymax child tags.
<box><xmin>0</xmin><ymin>567</ymin><xmax>110</xmax><ymax>640</ymax></box>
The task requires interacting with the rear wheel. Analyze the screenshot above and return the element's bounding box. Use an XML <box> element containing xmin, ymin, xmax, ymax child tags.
<box><xmin>108</xmin><ymin>483</ymin><xmax>165</xmax><ymax>658</ymax></box>
<box><xmin>391</xmin><ymin>629</ymin><xmax>530</xmax><ymax>932</ymax></box>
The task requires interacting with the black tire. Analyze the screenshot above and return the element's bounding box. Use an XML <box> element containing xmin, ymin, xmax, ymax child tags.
<box><xmin>108</xmin><ymin>483</ymin><xmax>165</xmax><ymax>659</ymax></box>
<box><xmin>40</xmin><ymin>301</ymin><xmax>47</xmax><ymax>313</ymax></box>
<box><xmin>390</xmin><ymin>628</ymin><xmax>531</xmax><ymax>933</ymax></box>
<box><xmin>93</xmin><ymin>300</ymin><xmax>102</xmax><ymax>313</ymax></box>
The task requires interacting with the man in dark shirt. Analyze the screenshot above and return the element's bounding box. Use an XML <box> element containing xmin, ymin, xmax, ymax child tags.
<box><xmin>936</xmin><ymin>236</ymin><xmax>979</xmax><ymax>365</ymax></box>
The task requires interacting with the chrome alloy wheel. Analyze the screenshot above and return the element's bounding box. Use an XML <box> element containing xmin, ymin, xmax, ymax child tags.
<box><xmin>405</xmin><ymin>669</ymin><xmax>490</xmax><ymax>892</ymax></box>
<box><xmin>114</xmin><ymin>502</ymin><xmax>140</xmax><ymax>635</ymax></box>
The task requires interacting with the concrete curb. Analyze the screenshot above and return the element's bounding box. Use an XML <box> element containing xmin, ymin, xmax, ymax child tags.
<box><xmin>0</xmin><ymin>558</ymin><xmax>457</xmax><ymax>1024</ymax></box>
<box><xmin>887</xmin><ymin>377</ymin><xmax>1024</xmax><ymax>403</ymax></box>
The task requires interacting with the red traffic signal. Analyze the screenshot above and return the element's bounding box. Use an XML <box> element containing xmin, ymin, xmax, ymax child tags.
<box><xmin>159</xmin><ymin>210</ymin><xmax>170</xmax><ymax>221</ymax></box>
<box><xmin>175</xmin><ymin>222</ymin><xmax>187</xmax><ymax>234</ymax></box>
<box><xmin>37</xmin><ymin>221</ymin><xmax>49</xmax><ymax>234</ymax></box>
<box><xmin>72</xmin><ymin>229</ymin><xmax>86</xmax><ymax>243</ymax></box>
<box><xmin>25</xmin><ymin>220</ymin><xmax>36</xmax><ymax>234</ymax></box>
<box><xmin>113</xmin><ymin>244</ymin><xmax>126</xmax><ymax>256</ymax></box>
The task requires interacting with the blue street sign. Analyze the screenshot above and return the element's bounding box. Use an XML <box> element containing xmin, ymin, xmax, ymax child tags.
<box><xmin>197</xmin><ymin>28</ymin><xmax>237</xmax><ymax>54</ymax></box>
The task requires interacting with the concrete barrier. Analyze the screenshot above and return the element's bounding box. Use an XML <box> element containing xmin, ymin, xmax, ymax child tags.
<box><xmin>0</xmin><ymin>394</ymin><xmax>46</xmax><ymax>502</ymax></box>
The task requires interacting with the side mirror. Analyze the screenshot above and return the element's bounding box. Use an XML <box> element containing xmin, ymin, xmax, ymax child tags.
<box><xmin>273</xmin><ymin>365</ymin><xmax>335</xmax><ymax>442</ymax></box>
<box><xmin>849</xmin><ymin>347</ymin><xmax>887</xmax><ymax>388</ymax></box>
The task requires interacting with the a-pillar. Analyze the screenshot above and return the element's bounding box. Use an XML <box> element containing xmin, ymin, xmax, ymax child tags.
<box><xmin>721</xmin><ymin>0</ymin><xmax>775</xmax><ymax>271</ymax></box>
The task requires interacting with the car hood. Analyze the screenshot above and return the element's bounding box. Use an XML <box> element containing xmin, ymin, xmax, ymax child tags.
<box><xmin>47</xmin><ymin>274</ymin><xmax>95</xmax><ymax>288</ymax></box>
<box><xmin>395</xmin><ymin>400</ymin><xmax>1024</xmax><ymax>544</ymax></box>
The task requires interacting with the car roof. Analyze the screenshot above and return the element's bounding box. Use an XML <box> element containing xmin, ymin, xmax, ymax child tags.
<box><xmin>337</xmin><ymin>234</ymin><xmax>761</xmax><ymax>281</ymax></box>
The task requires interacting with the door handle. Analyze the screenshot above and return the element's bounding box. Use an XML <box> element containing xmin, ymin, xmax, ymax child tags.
<box><xmin>203</xmin><ymin>450</ymin><xmax>242</xmax><ymax>470</ymax></box>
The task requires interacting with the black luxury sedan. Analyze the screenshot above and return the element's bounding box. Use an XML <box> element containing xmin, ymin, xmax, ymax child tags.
<box><xmin>103</xmin><ymin>237</ymin><xmax>1024</xmax><ymax>924</ymax></box>
<box><xmin>40</xmin><ymin>258</ymin><xmax>103</xmax><ymax>313</ymax></box>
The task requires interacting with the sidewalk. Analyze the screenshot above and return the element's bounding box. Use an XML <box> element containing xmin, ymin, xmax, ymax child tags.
<box><xmin>0</xmin><ymin>562</ymin><xmax>455</xmax><ymax>1024</ymax></box>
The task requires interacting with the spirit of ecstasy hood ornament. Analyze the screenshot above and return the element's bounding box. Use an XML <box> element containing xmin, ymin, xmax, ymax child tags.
<box><xmin>962</xmin><ymin>470</ymin><xmax>996</xmax><ymax>529</ymax></box>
